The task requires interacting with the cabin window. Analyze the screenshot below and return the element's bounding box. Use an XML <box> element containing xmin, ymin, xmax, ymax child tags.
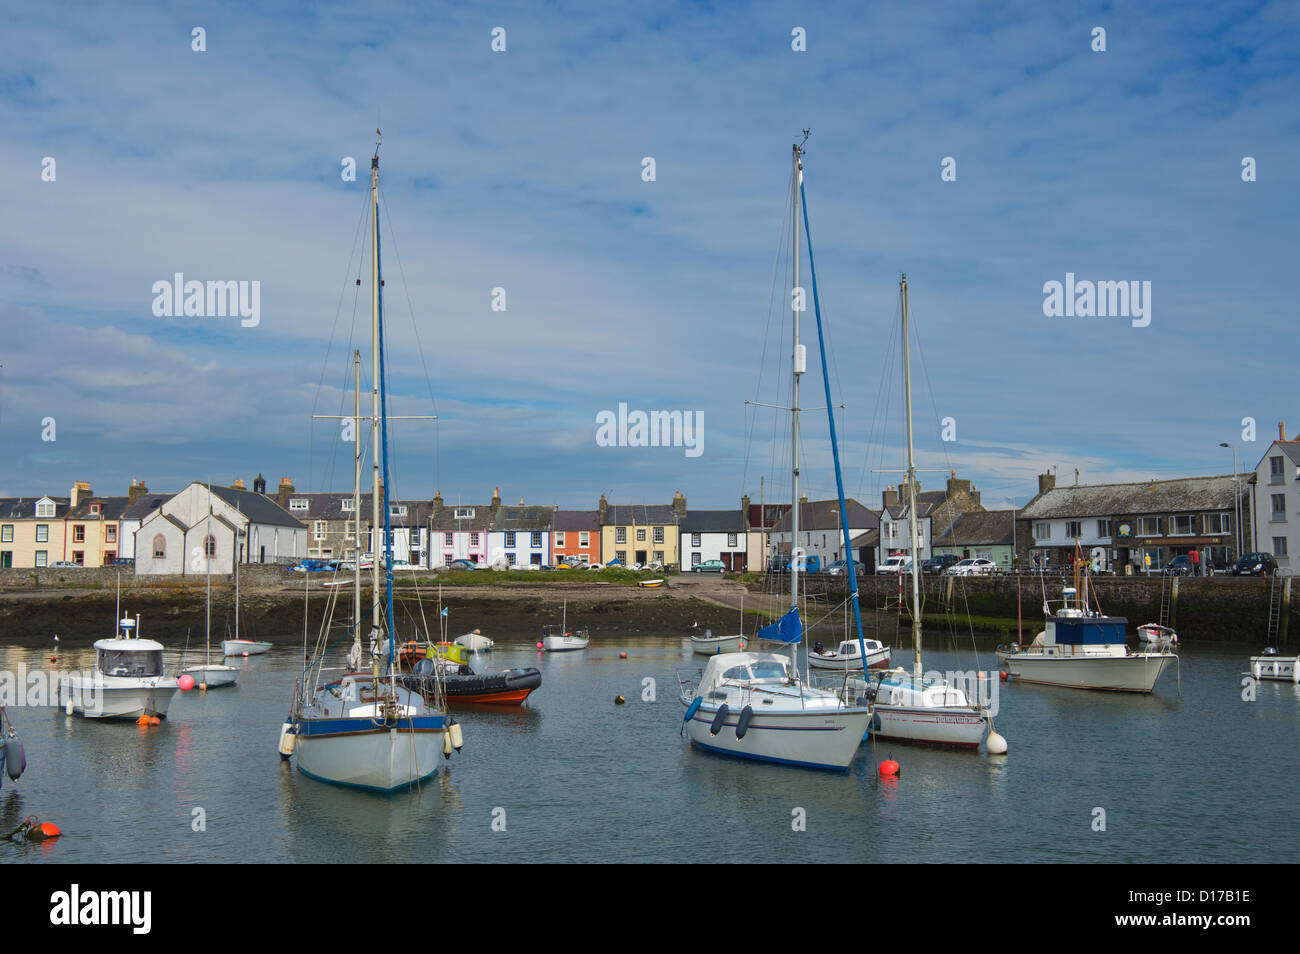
<box><xmin>153</xmin><ymin>534</ymin><xmax>166</xmax><ymax>559</ymax></box>
<box><xmin>98</xmin><ymin>649</ymin><xmax>164</xmax><ymax>678</ymax></box>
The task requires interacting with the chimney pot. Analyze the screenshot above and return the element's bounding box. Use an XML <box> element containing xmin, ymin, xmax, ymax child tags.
<box><xmin>1281</xmin><ymin>421</ymin><xmax>1288</xmax><ymax>442</ymax></box>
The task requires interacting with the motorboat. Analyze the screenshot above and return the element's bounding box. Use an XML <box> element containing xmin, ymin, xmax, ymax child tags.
<box><xmin>453</xmin><ymin>629</ymin><xmax>494</xmax><ymax>652</ymax></box>
<box><xmin>1249</xmin><ymin>647</ymin><xmax>1300</xmax><ymax>682</ymax></box>
<box><xmin>1136</xmin><ymin>623</ymin><xmax>1178</xmax><ymax>651</ymax></box>
<box><xmin>59</xmin><ymin>615</ymin><xmax>182</xmax><ymax>720</ymax></box>
<box><xmin>808</xmin><ymin>638</ymin><xmax>890</xmax><ymax>671</ymax></box>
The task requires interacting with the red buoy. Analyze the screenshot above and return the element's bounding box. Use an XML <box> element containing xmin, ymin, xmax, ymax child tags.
<box><xmin>619</xmin><ymin>652</ymin><xmax>628</xmax><ymax>659</ymax></box>
<box><xmin>1000</xmin><ymin>670</ymin><xmax>1009</xmax><ymax>682</ymax></box>
<box><xmin>36</xmin><ymin>822</ymin><xmax>62</xmax><ymax>839</ymax></box>
<box><xmin>536</xmin><ymin>641</ymin><xmax>544</xmax><ymax>649</ymax></box>
<box><xmin>879</xmin><ymin>759</ymin><xmax>900</xmax><ymax>778</ymax></box>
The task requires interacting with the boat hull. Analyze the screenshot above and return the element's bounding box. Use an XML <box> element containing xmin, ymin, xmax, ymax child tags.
<box><xmin>543</xmin><ymin>636</ymin><xmax>589</xmax><ymax>652</ymax></box>
<box><xmin>690</xmin><ymin>634</ymin><xmax>748</xmax><ymax>655</ymax></box>
<box><xmin>58</xmin><ymin>676</ymin><xmax>179</xmax><ymax>720</ymax></box>
<box><xmin>808</xmin><ymin>648</ymin><xmax>891</xmax><ymax>671</ymax></box>
<box><xmin>684</xmin><ymin>704</ymin><xmax>872</xmax><ymax>771</ymax></box>
<box><xmin>998</xmin><ymin>651</ymin><xmax>1174</xmax><ymax>692</ymax></box>
<box><xmin>293</xmin><ymin>716</ymin><xmax>445</xmax><ymax>792</ymax></box>
<box><xmin>1250</xmin><ymin>656</ymin><xmax>1300</xmax><ymax>682</ymax></box>
<box><xmin>869</xmin><ymin>704</ymin><xmax>987</xmax><ymax>748</ymax></box>
<box><xmin>184</xmin><ymin>665</ymin><xmax>238</xmax><ymax>688</ymax></box>
<box><xmin>223</xmin><ymin>640</ymin><xmax>272</xmax><ymax>656</ymax></box>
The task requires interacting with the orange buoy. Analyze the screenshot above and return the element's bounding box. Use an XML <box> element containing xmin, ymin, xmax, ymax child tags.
<box><xmin>879</xmin><ymin>758</ymin><xmax>900</xmax><ymax>778</ymax></box>
<box><xmin>36</xmin><ymin>822</ymin><xmax>62</xmax><ymax>839</ymax></box>
<box><xmin>619</xmin><ymin>652</ymin><xmax>628</xmax><ymax>659</ymax></box>
<box><xmin>150</xmin><ymin>716</ymin><xmax>161</xmax><ymax>725</ymax></box>
<box><xmin>1000</xmin><ymin>670</ymin><xmax>1009</xmax><ymax>682</ymax></box>
<box><xmin>136</xmin><ymin>715</ymin><xmax>151</xmax><ymax>725</ymax></box>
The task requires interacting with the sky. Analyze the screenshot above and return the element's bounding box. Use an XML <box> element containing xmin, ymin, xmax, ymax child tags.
<box><xmin>1</xmin><ymin>0</ymin><xmax>1297</xmax><ymax>513</ymax></box>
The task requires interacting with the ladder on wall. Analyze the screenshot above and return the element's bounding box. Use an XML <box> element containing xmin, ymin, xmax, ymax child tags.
<box><xmin>1158</xmin><ymin>573</ymin><xmax>1172</xmax><ymax>629</ymax></box>
<box><xmin>1266</xmin><ymin>569</ymin><xmax>1292</xmax><ymax>648</ymax></box>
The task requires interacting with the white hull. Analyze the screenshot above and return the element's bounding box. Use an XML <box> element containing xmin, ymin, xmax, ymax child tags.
<box><xmin>690</xmin><ymin>634</ymin><xmax>747</xmax><ymax>655</ymax></box>
<box><xmin>294</xmin><ymin>726</ymin><xmax>442</xmax><ymax>792</ymax></box>
<box><xmin>685</xmin><ymin>704</ymin><xmax>872</xmax><ymax>770</ymax></box>
<box><xmin>808</xmin><ymin>647</ymin><xmax>891</xmax><ymax>670</ymax></box>
<box><xmin>1250</xmin><ymin>656</ymin><xmax>1300</xmax><ymax>682</ymax></box>
<box><xmin>223</xmin><ymin>640</ymin><xmax>272</xmax><ymax>656</ymax></box>
<box><xmin>59</xmin><ymin>675</ymin><xmax>179</xmax><ymax>720</ymax></box>
<box><xmin>998</xmin><ymin>650</ymin><xmax>1174</xmax><ymax>692</ymax></box>
<box><xmin>543</xmin><ymin>635</ymin><xmax>589</xmax><ymax>652</ymax></box>
<box><xmin>183</xmin><ymin>664</ymin><xmax>239</xmax><ymax>688</ymax></box>
<box><xmin>454</xmin><ymin>632</ymin><xmax>494</xmax><ymax>652</ymax></box>
<box><xmin>870</xmin><ymin>704</ymin><xmax>987</xmax><ymax>747</ymax></box>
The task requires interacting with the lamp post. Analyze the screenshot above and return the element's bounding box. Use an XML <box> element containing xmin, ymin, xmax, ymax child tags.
<box><xmin>1219</xmin><ymin>442</ymin><xmax>1241</xmax><ymax>563</ymax></box>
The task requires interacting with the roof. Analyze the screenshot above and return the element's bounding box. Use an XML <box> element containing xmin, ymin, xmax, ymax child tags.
<box><xmin>553</xmin><ymin>510</ymin><xmax>599</xmax><ymax>532</ymax></box>
<box><xmin>1261</xmin><ymin>441</ymin><xmax>1300</xmax><ymax>469</ymax></box>
<box><xmin>66</xmin><ymin>496</ymin><xmax>131</xmax><ymax>520</ymax></box>
<box><xmin>208</xmin><ymin>485</ymin><xmax>305</xmax><ymax>529</ymax></box>
<box><xmin>603</xmin><ymin>504</ymin><xmax>678</xmax><ymax>526</ymax></box>
<box><xmin>0</xmin><ymin>497</ymin><xmax>70</xmax><ymax>519</ymax></box>
<box><xmin>932</xmin><ymin>510</ymin><xmax>1015</xmax><ymax>547</ymax></box>
<box><xmin>850</xmin><ymin>529</ymin><xmax>880</xmax><ymax>548</ymax></box>
<box><xmin>680</xmin><ymin>509</ymin><xmax>744</xmax><ymax>533</ymax></box>
<box><xmin>1019</xmin><ymin>474</ymin><xmax>1250</xmax><ymax>520</ymax></box>
<box><xmin>492</xmin><ymin>505</ymin><xmax>556</xmax><ymax>532</ymax></box>
<box><xmin>771</xmin><ymin>498</ymin><xmax>878</xmax><ymax>533</ymax></box>
<box><xmin>429</xmin><ymin>505</ymin><xmax>495</xmax><ymax>532</ymax></box>
<box><xmin>121</xmin><ymin>493</ymin><xmax>175</xmax><ymax>521</ymax></box>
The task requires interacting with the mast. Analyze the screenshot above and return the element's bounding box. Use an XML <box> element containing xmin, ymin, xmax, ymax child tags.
<box><xmin>790</xmin><ymin>140</ymin><xmax>804</xmax><ymax>636</ymax></box>
<box><xmin>205</xmin><ymin>493</ymin><xmax>212</xmax><ymax>667</ymax></box>
<box><xmin>373</xmin><ymin>133</ymin><xmax>398</xmax><ymax>676</ymax></box>
<box><xmin>353</xmin><ymin>349</ymin><xmax>362</xmax><ymax>634</ymax></box>
<box><xmin>370</xmin><ymin>133</ymin><xmax>382</xmax><ymax>642</ymax></box>
<box><xmin>234</xmin><ymin>503</ymin><xmax>240</xmax><ymax>642</ymax></box>
<box><xmin>901</xmin><ymin>274</ymin><xmax>923</xmax><ymax>680</ymax></box>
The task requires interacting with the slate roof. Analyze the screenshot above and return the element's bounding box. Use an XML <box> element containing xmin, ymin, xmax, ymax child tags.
<box><xmin>0</xmin><ymin>497</ymin><xmax>70</xmax><ymax>519</ymax></box>
<box><xmin>681</xmin><ymin>509</ymin><xmax>744</xmax><ymax>533</ymax></box>
<box><xmin>603</xmin><ymin>504</ymin><xmax>678</xmax><ymax>526</ymax></box>
<box><xmin>771</xmin><ymin>498</ymin><xmax>877</xmax><ymax>533</ymax></box>
<box><xmin>553</xmin><ymin>510</ymin><xmax>599</xmax><ymax>532</ymax></box>
<box><xmin>1019</xmin><ymin>475</ymin><xmax>1250</xmax><ymax>520</ymax></box>
<box><xmin>850</xmin><ymin>529</ymin><xmax>880</xmax><ymax>548</ymax></box>
<box><xmin>66</xmin><ymin>496</ymin><xmax>131</xmax><ymax>521</ymax></box>
<box><xmin>208</xmin><ymin>485</ymin><xmax>305</xmax><ymax>529</ymax></box>
<box><xmin>121</xmin><ymin>493</ymin><xmax>175</xmax><ymax>522</ymax></box>
<box><xmin>429</xmin><ymin>505</ymin><xmax>495</xmax><ymax>532</ymax></box>
<box><xmin>1262</xmin><ymin>441</ymin><xmax>1300</xmax><ymax>468</ymax></box>
<box><xmin>933</xmin><ymin>510</ymin><xmax>1015</xmax><ymax>547</ymax></box>
<box><xmin>492</xmin><ymin>505</ymin><xmax>556</xmax><ymax>532</ymax></box>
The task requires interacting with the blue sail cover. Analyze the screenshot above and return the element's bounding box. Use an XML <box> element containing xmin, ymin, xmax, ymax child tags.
<box><xmin>757</xmin><ymin>607</ymin><xmax>803</xmax><ymax>644</ymax></box>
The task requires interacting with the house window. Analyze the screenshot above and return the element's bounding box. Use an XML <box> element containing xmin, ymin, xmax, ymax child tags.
<box><xmin>692</xmin><ymin>552</ymin><xmax>702</xmax><ymax>565</ymax></box>
<box><xmin>314</xmin><ymin>521</ymin><xmax>326</xmax><ymax>541</ymax></box>
<box><xmin>36</xmin><ymin>524</ymin><xmax>49</xmax><ymax>543</ymax></box>
<box><xmin>470</xmin><ymin>532</ymin><xmax>480</xmax><ymax>547</ymax></box>
<box><xmin>1138</xmin><ymin>517</ymin><xmax>1160</xmax><ymax>536</ymax></box>
<box><xmin>616</xmin><ymin>528</ymin><xmax>626</xmax><ymax>544</ymax></box>
<box><xmin>35</xmin><ymin>551</ymin><xmax>48</xmax><ymax>567</ymax></box>
<box><xmin>454</xmin><ymin>507</ymin><xmax>475</xmax><ymax>519</ymax></box>
<box><xmin>204</xmin><ymin>535</ymin><xmax>217</xmax><ymax>557</ymax></box>
<box><xmin>1171</xmin><ymin>515</ymin><xmax>1194</xmax><ymax>536</ymax></box>
<box><xmin>506</xmin><ymin>553</ymin><xmax>516</xmax><ymax>566</ymax></box>
<box><xmin>579</xmin><ymin>531</ymin><xmax>589</xmax><ymax>547</ymax></box>
<box><xmin>390</xmin><ymin>505</ymin><xmax>406</xmax><ymax>518</ymax></box>
<box><xmin>153</xmin><ymin>535</ymin><xmax>166</xmax><ymax>559</ymax></box>
<box><xmin>104</xmin><ymin>551</ymin><xmax>115</xmax><ymax>563</ymax></box>
<box><xmin>653</xmin><ymin>527</ymin><xmax>664</xmax><ymax>544</ymax></box>
<box><xmin>653</xmin><ymin>550</ymin><xmax>664</xmax><ymax>563</ymax></box>
<box><xmin>72</xmin><ymin>524</ymin><xmax>85</xmax><ymax>543</ymax></box>
<box><xmin>1204</xmin><ymin>512</ymin><xmax>1231</xmax><ymax>535</ymax></box>
<box><xmin>555</xmin><ymin>532</ymin><xmax>565</xmax><ymax>548</ymax></box>
<box><xmin>888</xmin><ymin>524</ymin><xmax>897</xmax><ymax>540</ymax></box>
<box><xmin>503</xmin><ymin>531</ymin><xmax>515</xmax><ymax>547</ymax></box>
<box><xmin>616</xmin><ymin>550</ymin><xmax>627</xmax><ymax>563</ymax></box>
<box><xmin>341</xmin><ymin>498</ymin><xmax>355</xmax><ymax>511</ymax></box>
<box><xmin>90</xmin><ymin>504</ymin><xmax>101</xmax><ymax>516</ymax></box>
<box><xmin>691</xmin><ymin>533</ymin><xmax>701</xmax><ymax>547</ymax></box>
<box><xmin>444</xmin><ymin>532</ymin><xmax>454</xmax><ymax>546</ymax></box>
<box><xmin>0</xmin><ymin>525</ymin><xmax>11</xmax><ymax>543</ymax></box>
<box><xmin>1271</xmin><ymin>495</ymin><xmax>1286</xmax><ymax>520</ymax></box>
<box><xmin>1065</xmin><ymin>521</ymin><xmax>1082</xmax><ymax>539</ymax></box>
<box><xmin>1275</xmin><ymin>537</ymin><xmax>1289</xmax><ymax>557</ymax></box>
<box><xmin>1096</xmin><ymin>520</ymin><xmax>1111</xmax><ymax>538</ymax></box>
<box><xmin>727</xmin><ymin>533</ymin><xmax>738</xmax><ymax>548</ymax></box>
<box><xmin>0</xmin><ymin>551</ymin><xmax>11</xmax><ymax>568</ymax></box>
<box><xmin>530</xmin><ymin>532</ymin><xmax>541</xmax><ymax>547</ymax></box>
<box><xmin>1271</xmin><ymin>457</ymin><xmax>1285</xmax><ymax>482</ymax></box>
<box><xmin>290</xmin><ymin>498</ymin><xmax>309</xmax><ymax>512</ymax></box>
<box><xmin>36</xmin><ymin>501</ymin><xmax>54</xmax><ymax>518</ymax></box>
<box><xmin>106</xmin><ymin>525</ymin><xmax>117</xmax><ymax>543</ymax></box>
<box><xmin>72</xmin><ymin>551</ymin><xmax>84</xmax><ymax>566</ymax></box>
<box><xmin>1033</xmin><ymin>522</ymin><xmax>1050</xmax><ymax>540</ymax></box>
<box><xmin>636</xmin><ymin>529</ymin><xmax>646</xmax><ymax>542</ymax></box>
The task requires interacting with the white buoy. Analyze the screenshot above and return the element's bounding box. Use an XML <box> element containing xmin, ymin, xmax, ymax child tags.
<box><xmin>1253</xmin><ymin>662</ymin><xmax>1262</xmax><ymax>680</ymax></box>
<box><xmin>449</xmin><ymin>722</ymin><xmax>464</xmax><ymax>751</ymax></box>
<box><xmin>278</xmin><ymin>723</ymin><xmax>296</xmax><ymax>758</ymax></box>
<box><xmin>65</xmin><ymin>696</ymin><xmax>75</xmax><ymax>716</ymax></box>
<box><xmin>1292</xmin><ymin>663</ymin><xmax>1299</xmax><ymax>685</ymax></box>
<box><xmin>442</xmin><ymin>732</ymin><xmax>453</xmax><ymax>756</ymax></box>
<box><xmin>986</xmin><ymin>731</ymin><xmax>1008</xmax><ymax>755</ymax></box>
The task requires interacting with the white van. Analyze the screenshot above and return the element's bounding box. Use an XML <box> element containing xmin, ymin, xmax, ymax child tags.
<box><xmin>877</xmin><ymin>555</ymin><xmax>913</xmax><ymax>574</ymax></box>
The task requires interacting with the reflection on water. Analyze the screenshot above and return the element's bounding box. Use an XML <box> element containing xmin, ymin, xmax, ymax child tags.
<box><xmin>0</xmin><ymin>627</ymin><xmax>1297</xmax><ymax>863</ymax></box>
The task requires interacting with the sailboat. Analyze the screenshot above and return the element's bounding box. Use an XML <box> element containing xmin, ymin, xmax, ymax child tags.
<box><xmin>184</xmin><ymin>500</ymin><xmax>238</xmax><ymax>688</ymax></box>
<box><xmin>283</xmin><ymin>132</ymin><xmax>455</xmax><ymax>792</ymax></box>
<box><xmin>223</xmin><ymin>505</ymin><xmax>272</xmax><ymax>656</ymax></box>
<box><xmin>542</xmin><ymin>600</ymin><xmax>590</xmax><ymax>651</ymax></box>
<box><xmin>677</xmin><ymin>135</ymin><xmax>873</xmax><ymax>771</ymax></box>
<box><xmin>866</xmin><ymin>276</ymin><xmax>1000</xmax><ymax>750</ymax></box>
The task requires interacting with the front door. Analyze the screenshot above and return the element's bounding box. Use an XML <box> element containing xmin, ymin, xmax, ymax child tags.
<box><xmin>636</xmin><ymin>549</ymin><xmax>648</xmax><ymax>564</ymax></box>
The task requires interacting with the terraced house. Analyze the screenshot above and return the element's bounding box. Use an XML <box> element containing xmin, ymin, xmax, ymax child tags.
<box><xmin>0</xmin><ymin>482</ymin><xmax>131</xmax><ymax>568</ymax></box>
<box><xmin>489</xmin><ymin>502</ymin><xmax>555</xmax><ymax>567</ymax></box>
<box><xmin>598</xmin><ymin>492</ymin><xmax>684</xmax><ymax>568</ymax></box>
<box><xmin>1252</xmin><ymin>421</ymin><xmax>1300</xmax><ymax>571</ymax></box>
<box><xmin>552</xmin><ymin>510</ymin><xmax>600</xmax><ymax>565</ymax></box>
<box><xmin>877</xmin><ymin>474</ymin><xmax>985</xmax><ymax>566</ymax></box>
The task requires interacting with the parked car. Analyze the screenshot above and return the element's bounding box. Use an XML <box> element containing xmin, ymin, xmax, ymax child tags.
<box><xmin>692</xmin><ymin>560</ymin><xmax>726</xmax><ymax>574</ymax></box>
<box><xmin>1163</xmin><ymin>555</ymin><xmax>1194</xmax><ymax>576</ymax></box>
<box><xmin>824</xmin><ymin>560</ymin><xmax>864</xmax><ymax>577</ymax></box>
<box><xmin>946</xmin><ymin>558</ymin><xmax>997</xmax><ymax>577</ymax></box>
<box><xmin>921</xmin><ymin>554</ymin><xmax>961</xmax><ymax>574</ymax></box>
<box><xmin>112</xmin><ymin>557</ymin><xmax>135</xmax><ymax>567</ymax></box>
<box><xmin>49</xmin><ymin>561</ymin><xmax>82</xmax><ymax>568</ymax></box>
<box><xmin>1231</xmin><ymin>553</ymin><xmax>1278</xmax><ymax>576</ymax></box>
<box><xmin>877</xmin><ymin>556</ymin><xmax>913</xmax><ymax>574</ymax></box>
<box><xmin>446</xmin><ymin>559</ymin><xmax>476</xmax><ymax>571</ymax></box>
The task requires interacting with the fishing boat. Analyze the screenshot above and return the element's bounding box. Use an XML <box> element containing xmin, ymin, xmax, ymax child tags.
<box><xmin>864</xmin><ymin>276</ymin><xmax>994</xmax><ymax>749</ymax></box>
<box><xmin>59</xmin><ymin>614</ymin><xmax>182</xmax><ymax>720</ymax></box>
<box><xmin>808</xmin><ymin>638</ymin><xmax>890</xmax><ymax>671</ymax></box>
<box><xmin>184</xmin><ymin>504</ymin><xmax>239</xmax><ymax>688</ymax></box>
<box><xmin>284</xmin><ymin>132</ymin><xmax>455</xmax><ymax>792</ymax></box>
<box><xmin>1249</xmin><ymin>648</ymin><xmax>1300</xmax><ymax>682</ymax></box>
<box><xmin>542</xmin><ymin>601</ymin><xmax>589</xmax><ymax>651</ymax></box>
<box><xmin>997</xmin><ymin>578</ymin><xmax>1177</xmax><ymax>693</ymax></box>
<box><xmin>690</xmin><ymin>628</ymin><xmax>748</xmax><ymax>655</ymax></box>
<box><xmin>678</xmin><ymin>135</ymin><xmax>872</xmax><ymax>771</ymax></box>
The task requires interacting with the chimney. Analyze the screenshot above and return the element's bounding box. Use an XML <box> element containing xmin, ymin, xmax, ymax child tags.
<box><xmin>946</xmin><ymin>474</ymin><xmax>971</xmax><ymax>498</ymax></box>
<box><xmin>127</xmin><ymin>480</ymin><xmax>148</xmax><ymax>505</ymax></box>
<box><xmin>673</xmin><ymin>490</ymin><xmax>687</xmax><ymax>518</ymax></box>
<box><xmin>1038</xmin><ymin>471</ymin><xmax>1056</xmax><ymax>495</ymax></box>
<box><xmin>741</xmin><ymin>494</ymin><xmax>751</xmax><ymax>531</ymax></box>
<box><xmin>69</xmin><ymin>482</ymin><xmax>92</xmax><ymax>507</ymax></box>
<box><xmin>883</xmin><ymin>486</ymin><xmax>899</xmax><ymax>509</ymax></box>
<box><xmin>491</xmin><ymin>486</ymin><xmax>501</xmax><ymax>514</ymax></box>
<box><xmin>1282</xmin><ymin>421</ymin><xmax>1288</xmax><ymax>442</ymax></box>
<box><xmin>231</xmin><ymin>478</ymin><xmax>245</xmax><ymax>490</ymax></box>
<box><xmin>253</xmin><ymin>473</ymin><xmax>267</xmax><ymax>494</ymax></box>
<box><xmin>598</xmin><ymin>493</ymin><xmax>608</xmax><ymax>523</ymax></box>
<box><xmin>277</xmin><ymin>476</ymin><xmax>294</xmax><ymax>508</ymax></box>
<box><xmin>432</xmin><ymin>490</ymin><xmax>444</xmax><ymax>514</ymax></box>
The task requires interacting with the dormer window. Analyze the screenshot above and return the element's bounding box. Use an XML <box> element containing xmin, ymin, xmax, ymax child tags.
<box><xmin>390</xmin><ymin>505</ymin><xmax>407</xmax><ymax>518</ymax></box>
<box><xmin>35</xmin><ymin>500</ymin><xmax>55</xmax><ymax>518</ymax></box>
<box><xmin>90</xmin><ymin>503</ymin><xmax>101</xmax><ymax>516</ymax></box>
<box><xmin>289</xmin><ymin>498</ymin><xmax>310</xmax><ymax>512</ymax></box>
<box><xmin>341</xmin><ymin>498</ymin><xmax>355</xmax><ymax>511</ymax></box>
<box><xmin>454</xmin><ymin>507</ymin><xmax>475</xmax><ymax>519</ymax></box>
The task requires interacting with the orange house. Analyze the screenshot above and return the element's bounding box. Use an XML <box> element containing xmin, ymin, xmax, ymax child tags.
<box><xmin>552</xmin><ymin>510</ymin><xmax>600</xmax><ymax>565</ymax></box>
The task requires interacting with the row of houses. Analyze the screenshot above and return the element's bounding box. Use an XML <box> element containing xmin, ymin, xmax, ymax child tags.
<box><xmin>2</xmin><ymin>422</ymin><xmax>1296</xmax><ymax>574</ymax></box>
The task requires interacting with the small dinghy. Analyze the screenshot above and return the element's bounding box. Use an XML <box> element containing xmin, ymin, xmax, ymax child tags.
<box><xmin>453</xmin><ymin>629</ymin><xmax>494</xmax><ymax>652</ymax></box>
<box><xmin>1136</xmin><ymin>623</ymin><xmax>1178</xmax><ymax>650</ymax></box>
<box><xmin>222</xmin><ymin>639</ymin><xmax>272</xmax><ymax>656</ymax></box>
<box><xmin>690</xmin><ymin>629</ymin><xmax>747</xmax><ymax>655</ymax></box>
<box><xmin>807</xmin><ymin>638</ymin><xmax>891</xmax><ymax>671</ymax></box>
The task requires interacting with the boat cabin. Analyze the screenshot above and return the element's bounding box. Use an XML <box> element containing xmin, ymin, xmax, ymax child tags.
<box><xmin>94</xmin><ymin>639</ymin><xmax>165</xmax><ymax>678</ymax></box>
<box><xmin>699</xmin><ymin>652</ymin><xmax>792</xmax><ymax>693</ymax></box>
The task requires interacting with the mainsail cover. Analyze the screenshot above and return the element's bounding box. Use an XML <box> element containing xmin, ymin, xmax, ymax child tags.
<box><xmin>757</xmin><ymin>607</ymin><xmax>803</xmax><ymax>644</ymax></box>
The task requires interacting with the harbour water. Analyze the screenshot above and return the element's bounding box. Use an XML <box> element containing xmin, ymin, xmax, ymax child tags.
<box><xmin>2</xmin><ymin>629</ymin><xmax>1297</xmax><ymax>864</ymax></box>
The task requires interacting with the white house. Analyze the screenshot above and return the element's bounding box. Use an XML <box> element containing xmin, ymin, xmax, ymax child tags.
<box><xmin>134</xmin><ymin>482</ymin><xmax>306</xmax><ymax>575</ymax></box>
<box><xmin>488</xmin><ymin>504</ymin><xmax>554</xmax><ymax>567</ymax></box>
<box><xmin>769</xmin><ymin>497</ymin><xmax>878</xmax><ymax>568</ymax></box>
<box><xmin>1252</xmin><ymin>422</ymin><xmax>1300</xmax><ymax>570</ymax></box>
<box><xmin>681</xmin><ymin>509</ymin><xmax>748</xmax><ymax>570</ymax></box>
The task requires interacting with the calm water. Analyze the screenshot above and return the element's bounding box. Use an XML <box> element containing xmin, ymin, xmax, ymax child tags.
<box><xmin>2</xmin><ymin>627</ymin><xmax>1297</xmax><ymax>864</ymax></box>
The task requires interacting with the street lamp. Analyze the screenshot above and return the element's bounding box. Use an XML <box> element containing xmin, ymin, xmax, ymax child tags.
<box><xmin>1219</xmin><ymin>442</ymin><xmax>1242</xmax><ymax>563</ymax></box>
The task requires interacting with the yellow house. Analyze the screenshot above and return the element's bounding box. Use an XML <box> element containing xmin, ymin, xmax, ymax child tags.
<box><xmin>597</xmin><ymin>492</ymin><xmax>685</xmax><ymax>569</ymax></box>
<box><xmin>0</xmin><ymin>495</ymin><xmax>70</xmax><ymax>567</ymax></box>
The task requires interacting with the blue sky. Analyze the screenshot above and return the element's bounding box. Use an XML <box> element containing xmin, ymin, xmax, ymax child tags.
<box><xmin>1</xmin><ymin>0</ymin><xmax>1297</xmax><ymax>512</ymax></box>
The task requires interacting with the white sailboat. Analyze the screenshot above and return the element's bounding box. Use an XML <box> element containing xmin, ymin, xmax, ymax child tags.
<box><xmin>542</xmin><ymin>601</ymin><xmax>589</xmax><ymax>651</ymax></box>
<box><xmin>285</xmin><ymin>132</ymin><xmax>454</xmax><ymax>792</ymax></box>
<box><xmin>679</xmin><ymin>135</ymin><xmax>872</xmax><ymax>771</ymax></box>
<box><xmin>223</xmin><ymin>511</ymin><xmax>271</xmax><ymax>657</ymax></box>
<box><xmin>184</xmin><ymin>501</ymin><xmax>238</xmax><ymax>688</ymax></box>
<box><xmin>866</xmin><ymin>276</ymin><xmax>996</xmax><ymax>750</ymax></box>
